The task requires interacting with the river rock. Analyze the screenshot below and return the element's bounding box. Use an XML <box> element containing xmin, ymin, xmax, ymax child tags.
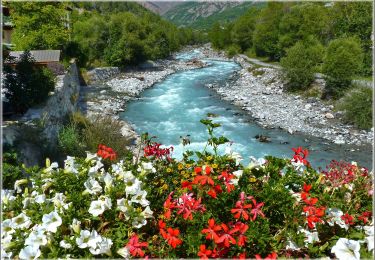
<box><xmin>304</xmin><ymin>104</ymin><xmax>312</xmax><ymax>110</ymax></box>
<box><xmin>325</xmin><ymin>113</ymin><xmax>335</xmax><ymax>119</ymax></box>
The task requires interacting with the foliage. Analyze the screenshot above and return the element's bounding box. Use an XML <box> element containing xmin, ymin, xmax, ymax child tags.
<box><xmin>4</xmin><ymin>51</ymin><xmax>56</xmax><ymax>113</ymax></box>
<box><xmin>2</xmin><ymin>151</ymin><xmax>25</xmax><ymax>189</ymax></box>
<box><xmin>281</xmin><ymin>38</ymin><xmax>325</xmax><ymax>91</ymax></box>
<box><xmin>322</xmin><ymin>37</ymin><xmax>363</xmax><ymax>99</ymax></box>
<box><xmin>225</xmin><ymin>45</ymin><xmax>241</xmax><ymax>58</ymax></box>
<box><xmin>58</xmin><ymin>113</ymin><xmax>132</xmax><ymax>159</ymax></box>
<box><xmin>337</xmin><ymin>87</ymin><xmax>373</xmax><ymax>130</ymax></box>
<box><xmin>9</xmin><ymin>2</ymin><xmax>69</xmax><ymax>50</ymax></box>
<box><xmin>2</xmin><ymin>121</ymin><xmax>373</xmax><ymax>259</ymax></box>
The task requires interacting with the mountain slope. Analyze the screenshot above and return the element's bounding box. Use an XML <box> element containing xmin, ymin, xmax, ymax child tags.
<box><xmin>163</xmin><ymin>1</ymin><xmax>263</xmax><ymax>30</ymax></box>
<box><xmin>138</xmin><ymin>1</ymin><xmax>182</xmax><ymax>15</ymax></box>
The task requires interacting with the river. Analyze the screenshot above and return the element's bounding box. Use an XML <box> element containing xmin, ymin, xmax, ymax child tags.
<box><xmin>121</xmin><ymin>50</ymin><xmax>372</xmax><ymax>169</ymax></box>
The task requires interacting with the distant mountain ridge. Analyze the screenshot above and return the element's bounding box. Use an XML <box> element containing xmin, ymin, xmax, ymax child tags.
<box><xmin>161</xmin><ymin>1</ymin><xmax>262</xmax><ymax>30</ymax></box>
<box><xmin>138</xmin><ymin>1</ymin><xmax>182</xmax><ymax>15</ymax></box>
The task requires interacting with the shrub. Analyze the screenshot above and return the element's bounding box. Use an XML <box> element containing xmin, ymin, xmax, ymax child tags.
<box><xmin>2</xmin><ymin>151</ymin><xmax>25</xmax><ymax>189</ymax></box>
<box><xmin>58</xmin><ymin>124</ymin><xmax>86</xmax><ymax>157</ymax></box>
<box><xmin>225</xmin><ymin>44</ymin><xmax>241</xmax><ymax>58</ymax></box>
<box><xmin>1</xmin><ymin>120</ymin><xmax>373</xmax><ymax>259</ymax></box>
<box><xmin>322</xmin><ymin>37</ymin><xmax>363</xmax><ymax>99</ymax></box>
<box><xmin>281</xmin><ymin>38</ymin><xmax>324</xmax><ymax>91</ymax></box>
<box><xmin>337</xmin><ymin>87</ymin><xmax>373</xmax><ymax>130</ymax></box>
<box><xmin>4</xmin><ymin>51</ymin><xmax>56</xmax><ymax>113</ymax></box>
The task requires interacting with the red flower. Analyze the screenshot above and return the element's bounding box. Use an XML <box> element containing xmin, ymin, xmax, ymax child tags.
<box><xmin>233</xmin><ymin>252</ymin><xmax>247</xmax><ymax>259</ymax></box>
<box><xmin>231</xmin><ymin>200</ymin><xmax>252</xmax><ymax>220</ymax></box>
<box><xmin>202</xmin><ymin>218</ymin><xmax>222</xmax><ymax>241</ymax></box>
<box><xmin>358</xmin><ymin>211</ymin><xmax>372</xmax><ymax>224</ymax></box>
<box><xmin>205</xmin><ymin>166</ymin><xmax>212</xmax><ymax>175</ymax></box>
<box><xmin>303</xmin><ymin>183</ymin><xmax>312</xmax><ymax>192</ymax></box>
<box><xmin>175</xmin><ymin>193</ymin><xmax>206</xmax><ymax>220</ymax></box>
<box><xmin>97</xmin><ymin>144</ymin><xmax>117</xmax><ymax>161</ymax></box>
<box><xmin>193</xmin><ymin>174</ymin><xmax>214</xmax><ymax>186</ymax></box>
<box><xmin>198</xmin><ymin>245</ymin><xmax>212</xmax><ymax>260</ymax></box>
<box><xmin>181</xmin><ymin>181</ymin><xmax>193</xmax><ymax>190</ymax></box>
<box><xmin>250</xmin><ymin>200</ymin><xmax>265</xmax><ymax>221</ymax></box>
<box><xmin>165</xmin><ymin>227</ymin><xmax>183</xmax><ymax>248</ymax></box>
<box><xmin>255</xmin><ymin>252</ymin><xmax>277</xmax><ymax>260</ymax></box>
<box><xmin>144</xmin><ymin>142</ymin><xmax>173</xmax><ymax>159</ymax></box>
<box><xmin>218</xmin><ymin>171</ymin><xmax>235</xmax><ymax>193</ymax></box>
<box><xmin>163</xmin><ymin>192</ymin><xmax>176</xmax><ymax>219</ymax></box>
<box><xmin>195</xmin><ymin>167</ymin><xmax>202</xmax><ymax>174</ymax></box>
<box><xmin>292</xmin><ymin>147</ymin><xmax>309</xmax><ymax>166</ymax></box>
<box><xmin>126</xmin><ymin>234</ymin><xmax>148</xmax><ymax>257</ymax></box>
<box><xmin>341</xmin><ymin>213</ymin><xmax>354</xmax><ymax>225</ymax></box>
<box><xmin>234</xmin><ymin>222</ymin><xmax>249</xmax><ymax>247</ymax></box>
<box><xmin>215</xmin><ymin>223</ymin><xmax>238</xmax><ymax>247</ymax></box>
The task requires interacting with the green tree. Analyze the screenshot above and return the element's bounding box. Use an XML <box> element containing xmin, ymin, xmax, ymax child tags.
<box><xmin>10</xmin><ymin>2</ymin><xmax>69</xmax><ymax>50</ymax></box>
<box><xmin>4</xmin><ymin>51</ymin><xmax>56</xmax><ymax>113</ymax></box>
<box><xmin>278</xmin><ymin>3</ymin><xmax>330</xmax><ymax>56</ymax></box>
<box><xmin>281</xmin><ymin>37</ymin><xmax>325</xmax><ymax>90</ymax></box>
<box><xmin>322</xmin><ymin>37</ymin><xmax>363</xmax><ymax>98</ymax></box>
<box><xmin>252</xmin><ymin>2</ymin><xmax>286</xmax><ymax>60</ymax></box>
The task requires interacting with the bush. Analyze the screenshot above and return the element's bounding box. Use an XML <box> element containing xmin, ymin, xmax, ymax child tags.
<box><xmin>2</xmin><ymin>151</ymin><xmax>25</xmax><ymax>189</ymax></box>
<box><xmin>2</xmin><ymin>120</ymin><xmax>373</xmax><ymax>259</ymax></box>
<box><xmin>337</xmin><ymin>87</ymin><xmax>373</xmax><ymax>130</ymax></box>
<box><xmin>58</xmin><ymin>112</ymin><xmax>132</xmax><ymax>158</ymax></box>
<box><xmin>4</xmin><ymin>51</ymin><xmax>56</xmax><ymax>113</ymax></box>
<box><xmin>225</xmin><ymin>44</ymin><xmax>241</xmax><ymax>58</ymax></box>
<box><xmin>322</xmin><ymin>37</ymin><xmax>363</xmax><ymax>99</ymax></box>
<box><xmin>281</xmin><ymin>38</ymin><xmax>324</xmax><ymax>91</ymax></box>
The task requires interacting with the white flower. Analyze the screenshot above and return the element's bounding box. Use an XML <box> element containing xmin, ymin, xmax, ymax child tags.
<box><xmin>2</xmin><ymin>219</ymin><xmax>15</xmax><ymax>235</ymax></box>
<box><xmin>22</xmin><ymin>197</ymin><xmax>34</xmax><ymax>209</ymax></box>
<box><xmin>64</xmin><ymin>156</ymin><xmax>80</xmax><ymax>174</ymax></box>
<box><xmin>298</xmin><ymin>227</ymin><xmax>320</xmax><ymax>245</ymax></box>
<box><xmin>88</xmin><ymin>196</ymin><xmax>112</xmax><ymax>217</ymax></box>
<box><xmin>122</xmin><ymin>171</ymin><xmax>135</xmax><ymax>183</ymax></box>
<box><xmin>125</xmin><ymin>179</ymin><xmax>142</xmax><ymax>196</ymax></box>
<box><xmin>42</xmin><ymin>211</ymin><xmax>62</xmax><ymax>233</ymax></box>
<box><xmin>70</xmin><ymin>218</ymin><xmax>81</xmax><ymax>234</ymax></box>
<box><xmin>11</xmin><ymin>212</ymin><xmax>32</xmax><ymax>229</ymax></box>
<box><xmin>229</xmin><ymin>178</ymin><xmax>239</xmax><ymax>186</ymax></box>
<box><xmin>14</xmin><ymin>179</ymin><xmax>28</xmax><ymax>193</ymax></box>
<box><xmin>1</xmin><ymin>233</ymin><xmax>13</xmax><ymax>250</ymax></box>
<box><xmin>102</xmin><ymin>173</ymin><xmax>114</xmax><ymax>192</ymax></box>
<box><xmin>19</xmin><ymin>245</ymin><xmax>41</xmax><ymax>260</ymax></box>
<box><xmin>130</xmin><ymin>190</ymin><xmax>149</xmax><ymax>207</ymax></box>
<box><xmin>141</xmin><ymin>206</ymin><xmax>154</xmax><ymax>219</ymax></box>
<box><xmin>89</xmin><ymin>235</ymin><xmax>113</xmax><ymax>256</ymax></box>
<box><xmin>84</xmin><ymin>178</ymin><xmax>103</xmax><ymax>195</ymax></box>
<box><xmin>331</xmin><ymin>238</ymin><xmax>360</xmax><ymax>260</ymax></box>
<box><xmin>286</xmin><ymin>239</ymin><xmax>300</xmax><ymax>251</ymax></box>
<box><xmin>35</xmin><ymin>194</ymin><xmax>46</xmax><ymax>204</ymax></box>
<box><xmin>225</xmin><ymin>146</ymin><xmax>243</xmax><ymax>165</ymax></box>
<box><xmin>117</xmin><ymin>247</ymin><xmax>130</xmax><ymax>259</ymax></box>
<box><xmin>76</xmin><ymin>230</ymin><xmax>91</xmax><ymax>248</ymax></box>
<box><xmin>59</xmin><ymin>240</ymin><xmax>72</xmax><ymax>249</ymax></box>
<box><xmin>51</xmin><ymin>193</ymin><xmax>67</xmax><ymax>208</ymax></box>
<box><xmin>25</xmin><ymin>229</ymin><xmax>48</xmax><ymax>247</ymax></box>
<box><xmin>291</xmin><ymin>160</ymin><xmax>305</xmax><ymax>172</ymax></box>
<box><xmin>233</xmin><ymin>170</ymin><xmax>243</xmax><ymax>179</ymax></box>
<box><xmin>87</xmin><ymin>230</ymin><xmax>102</xmax><ymax>249</ymax></box>
<box><xmin>248</xmin><ymin>156</ymin><xmax>266</xmax><ymax>170</ymax></box>
<box><xmin>43</xmin><ymin>162</ymin><xmax>59</xmax><ymax>174</ymax></box>
<box><xmin>88</xmin><ymin>160</ymin><xmax>104</xmax><ymax>177</ymax></box>
<box><xmin>137</xmin><ymin>162</ymin><xmax>156</xmax><ymax>174</ymax></box>
<box><xmin>85</xmin><ymin>152</ymin><xmax>99</xmax><ymax>162</ymax></box>
<box><xmin>1</xmin><ymin>247</ymin><xmax>12</xmax><ymax>259</ymax></box>
<box><xmin>326</xmin><ymin>208</ymin><xmax>348</xmax><ymax>230</ymax></box>
<box><xmin>117</xmin><ymin>198</ymin><xmax>130</xmax><ymax>219</ymax></box>
<box><xmin>363</xmin><ymin>226</ymin><xmax>374</xmax><ymax>251</ymax></box>
<box><xmin>1</xmin><ymin>189</ymin><xmax>16</xmax><ymax>205</ymax></box>
<box><xmin>132</xmin><ymin>216</ymin><xmax>147</xmax><ymax>229</ymax></box>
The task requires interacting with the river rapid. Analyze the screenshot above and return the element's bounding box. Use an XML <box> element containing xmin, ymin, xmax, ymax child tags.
<box><xmin>121</xmin><ymin>50</ymin><xmax>372</xmax><ymax>169</ymax></box>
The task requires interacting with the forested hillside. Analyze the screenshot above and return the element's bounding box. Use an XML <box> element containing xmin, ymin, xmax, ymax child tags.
<box><xmin>8</xmin><ymin>2</ymin><xmax>204</xmax><ymax>68</ymax></box>
<box><xmin>163</xmin><ymin>1</ymin><xmax>263</xmax><ymax>30</ymax></box>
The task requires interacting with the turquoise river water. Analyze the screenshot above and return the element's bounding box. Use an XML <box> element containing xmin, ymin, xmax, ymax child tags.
<box><xmin>121</xmin><ymin>51</ymin><xmax>372</xmax><ymax>169</ymax></box>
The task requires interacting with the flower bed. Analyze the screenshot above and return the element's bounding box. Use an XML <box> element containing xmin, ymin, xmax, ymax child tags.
<box><xmin>1</xmin><ymin>120</ymin><xmax>373</xmax><ymax>259</ymax></box>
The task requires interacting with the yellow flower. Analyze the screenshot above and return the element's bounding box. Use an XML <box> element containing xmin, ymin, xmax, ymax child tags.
<box><xmin>160</xmin><ymin>179</ymin><xmax>165</xmax><ymax>184</ymax></box>
<box><xmin>173</xmin><ymin>180</ymin><xmax>178</xmax><ymax>185</ymax></box>
<box><xmin>249</xmin><ymin>177</ymin><xmax>257</xmax><ymax>183</ymax></box>
<box><xmin>212</xmin><ymin>164</ymin><xmax>218</xmax><ymax>169</ymax></box>
<box><xmin>178</xmin><ymin>164</ymin><xmax>184</xmax><ymax>170</ymax></box>
<box><xmin>186</xmin><ymin>164</ymin><xmax>191</xmax><ymax>168</ymax></box>
<box><xmin>162</xmin><ymin>184</ymin><xmax>169</xmax><ymax>190</ymax></box>
<box><xmin>181</xmin><ymin>170</ymin><xmax>185</xmax><ymax>175</ymax></box>
<box><xmin>167</xmin><ymin>168</ymin><xmax>172</xmax><ymax>173</ymax></box>
<box><xmin>191</xmin><ymin>171</ymin><xmax>197</xmax><ymax>177</ymax></box>
<box><xmin>206</xmin><ymin>156</ymin><xmax>212</xmax><ymax>161</ymax></box>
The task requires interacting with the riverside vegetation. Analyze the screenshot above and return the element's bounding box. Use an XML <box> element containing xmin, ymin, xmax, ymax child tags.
<box><xmin>1</xmin><ymin>120</ymin><xmax>373</xmax><ymax>259</ymax></box>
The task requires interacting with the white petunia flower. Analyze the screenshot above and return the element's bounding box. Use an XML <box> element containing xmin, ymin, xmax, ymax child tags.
<box><xmin>85</xmin><ymin>152</ymin><xmax>99</xmax><ymax>162</ymax></box>
<box><xmin>291</xmin><ymin>160</ymin><xmax>305</xmax><ymax>173</ymax></box>
<box><xmin>225</xmin><ymin>146</ymin><xmax>243</xmax><ymax>165</ymax></box>
<box><xmin>141</xmin><ymin>206</ymin><xmax>154</xmax><ymax>219</ymax></box>
<box><xmin>35</xmin><ymin>194</ymin><xmax>46</xmax><ymax>204</ymax></box>
<box><xmin>88</xmin><ymin>160</ymin><xmax>104</xmax><ymax>177</ymax></box>
<box><xmin>326</xmin><ymin>208</ymin><xmax>348</xmax><ymax>230</ymax></box>
<box><xmin>102</xmin><ymin>173</ymin><xmax>114</xmax><ymax>192</ymax></box>
<box><xmin>233</xmin><ymin>170</ymin><xmax>243</xmax><ymax>179</ymax></box>
<box><xmin>117</xmin><ymin>198</ymin><xmax>130</xmax><ymax>219</ymax></box>
<box><xmin>88</xmin><ymin>234</ymin><xmax>113</xmax><ymax>256</ymax></box>
<box><xmin>60</xmin><ymin>240</ymin><xmax>72</xmax><ymax>249</ymax></box>
<box><xmin>331</xmin><ymin>238</ymin><xmax>360</xmax><ymax>260</ymax></box>
<box><xmin>64</xmin><ymin>156</ymin><xmax>80</xmax><ymax>174</ymax></box>
<box><xmin>25</xmin><ymin>229</ymin><xmax>48</xmax><ymax>247</ymax></box>
<box><xmin>76</xmin><ymin>230</ymin><xmax>91</xmax><ymax>248</ymax></box>
<box><xmin>70</xmin><ymin>218</ymin><xmax>81</xmax><ymax>234</ymax></box>
<box><xmin>19</xmin><ymin>245</ymin><xmax>41</xmax><ymax>260</ymax></box>
<box><xmin>286</xmin><ymin>239</ymin><xmax>300</xmax><ymax>251</ymax></box>
<box><xmin>122</xmin><ymin>171</ymin><xmax>135</xmax><ymax>183</ymax></box>
<box><xmin>1</xmin><ymin>247</ymin><xmax>12</xmax><ymax>259</ymax></box>
<box><xmin>125</xmin><ymin>179</ymin><xmax>142</xmax><ymax>196</ymax></box>
<box><xmin>22</xmin><ymin>197</ymin><xmax>34</xmax><ymax>209</ymax></box>
<box><xmin>132</xmin><ymin>216</ymin><xmax>147</xmax><ymax>229</ymax></box>
<box><xmin>2</xmin><ymin>219</ymin><xmax>15</xmax><ymax>235</ymax></box>
<box><xmin>1</xmin><ymin>189</ymin><xmax>16</xmax><ymax>205</ymax></box>
<box><xmin>363</xmin><ymin>226</ymin><xmax>374</xmax><ymax>251</ymax></box>
<box><xmin>14</xmin><ymin>179</ymin><xmax>28</xmax><ymax>193</ymax></box>
<box><xmin>248</xmin><ymin>156</ymin><xmax>266</xmax><ymax>170</ymax></box>
<box><xmin>88</xmin><ymin>196</ymin><xmax>112</xmax><ymax>217</ymax></box>
<box><xmin>137</xmin><ymin>162</ymin><xmax>156</xmax><ymax>174</ymax></box>
<box><xmin>298</xmin><ymin>227</ymin><xmax>320</xmax><ymax>245</ymax></box>
<box><xmin>1</xmin><ymin>233</ymin><xmax>13</xmax><ymax>250</ymax></box>
<box><xmin>117</xmin><ymin>247</ymin><xmax>130</xmax><ymax>259</ymax></box>
<box><xmin>84</xmin><ymin>178</ymin><xmax>103</xmax><ymax>195</ymax></box>
<box><xmin>42</xmin><ymin>211</ymin><xmax>62</xmax><ymax>233</ymax></box>
<box><xmin>11</xmin><ymin>212</ymin><xmax>32</xmax><ymax>229</ymax></box>
<box><xmin>130</xmin><ymin>190</ymin><xmax>149</xmax><ymax>207</ymax></box>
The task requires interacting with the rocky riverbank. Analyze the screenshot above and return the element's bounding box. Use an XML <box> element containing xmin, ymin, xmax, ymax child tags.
<box><xmin>78</xmin><ymin>55</ymin><xmax>207</xmax><ymax>146</ymax></box>
<box><xmin>195</xmin><ymin>45</ymin><xmax>373</xmax><ymax>146</ymax></box>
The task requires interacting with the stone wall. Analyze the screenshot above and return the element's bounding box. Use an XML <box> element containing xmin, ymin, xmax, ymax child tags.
<box><xmin>86</xmin><ymin>67</ymin><xmax>120</xmax><ymax>83</ymax></box>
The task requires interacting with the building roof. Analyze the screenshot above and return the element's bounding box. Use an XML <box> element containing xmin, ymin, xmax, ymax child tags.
<box><xmin>7</xmin><ymin>50</ymin><xmax>61</xmax><ymax>63</ymax></box>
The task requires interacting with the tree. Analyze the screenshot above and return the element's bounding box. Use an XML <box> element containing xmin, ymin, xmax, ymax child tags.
<box><xmin>10</xmin><ymin>2</ymin><xmax>69</xmax><ymax>50</ymax></box>
<box><xmin>281</xmin><ymin>37</ymin><xmax>325</xmax><ymax>90</ymax></box>
<box><xmin>322</xmin><ymin>37</ymin><xmax>363</xmax><ymax>98</ymax></box>
<box><xmin>252</xmin><ymin>2</ymin><xmax>286</xmax><ymax>60</ymax></box>
<box><xmin>4</xmin><ymin>51</ymin><xmax>56</xmax><ymax>113</ymax></box>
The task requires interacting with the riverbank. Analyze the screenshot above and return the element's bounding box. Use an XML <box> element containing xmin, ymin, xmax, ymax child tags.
<box><xmin>193</xmin><ymin>45</ymin><xmax>373</xmax><ymax>147</ymax></box>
